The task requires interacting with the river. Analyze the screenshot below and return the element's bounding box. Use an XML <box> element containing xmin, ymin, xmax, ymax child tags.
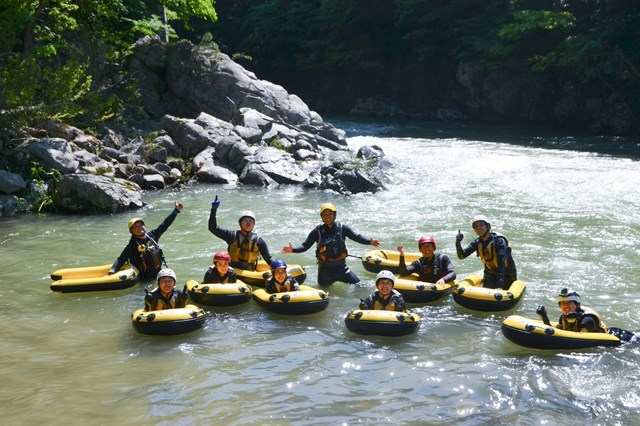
<box><xmin>1</xmin><ymin>120</ymin><xmax>639</xmax><ymax>425</ymax></box>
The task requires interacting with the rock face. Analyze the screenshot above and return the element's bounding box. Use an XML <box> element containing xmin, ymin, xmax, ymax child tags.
<box><xmin>1</xmin><ymin>36</ymin><xmax>388</xmax><ymax>217</ymax></box>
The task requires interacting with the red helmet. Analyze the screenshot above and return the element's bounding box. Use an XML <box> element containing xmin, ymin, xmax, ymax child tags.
<box><xmin>418</xmin><ymin>236</ymin><xmax>436</xmax><ymax>250</ymax></box>
<box><xmin>213</xmin><ymin>251</ymin><xmax>231</xmax><ymax>263</ymax></box>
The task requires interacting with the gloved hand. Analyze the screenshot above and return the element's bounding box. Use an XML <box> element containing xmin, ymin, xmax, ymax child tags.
<box><xmin>456</xmin><ymin>230</ymin><xmax>464</xmax><ymax>243</ymax></box>
<box><xmin>183</xmin><ymin>284</ymin><xmax>189</xmax><ymax>294</ymax></box>
<box><xmin>212</xmin><ymin>195</ymin><xmax>220</xmax><ymax>209</ymax></box>
<box><xmin>535</xmin><ymin>305</ymin><xmax>547</xmax><ymax>317</ymax></box>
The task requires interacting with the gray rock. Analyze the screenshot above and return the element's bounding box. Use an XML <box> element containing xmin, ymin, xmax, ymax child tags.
<box><xmin>196</xmin><ymin>158</ymin><xmax>238</xmax><ymax>184</ymax></box>
<box><xmin>357</xmin><ymin>145</ymin><xmax>385</xmax><ymax>160</ymax></box>
<box><xmin>0</xmin><ymin>170</ymin><xmax>27</xmax><ymax>195</ymax></box>
<box><xmin>0</xmin><ymin>194</ymin><xmax>29</xmax><ymax>216</ymax></box>
<box><xmin>55</xmin><ymin>174</ymin><xmax>143</xmax><ymax>213</ymax></box>
<box><xmin>142</xmin><ymin>174</ymin><xmax>165</xmax><ymax>189</ymax></box>
<box><xmin>14</xmin><ymin>138</ymin><xmax>80</xmax><ymax>174</ymax></box>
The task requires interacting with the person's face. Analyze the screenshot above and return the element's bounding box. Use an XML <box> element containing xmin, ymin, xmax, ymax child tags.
<box><xmin>273</xmin><ymin>268</ymin><xmax>287</xmax><ymax>283</ymax></box>
<box><xmin>376</xmin><ymin>279</ymin><xmax>393</xmax><ymax>297</ymax></box>
<box><xmin>215</xmin><ymin>260</ymin><xmax>229</xmax><ymax>275</ymax></box>
<box><xmin>239</xmin><ymin>217</ymin><xmax>255</xmax><ymax>232</ymax></box>
<box><xmin>130</xmin><ymin>221</ymin><xmax>146</xmax><ymax>237</ymax></box>
<box><xmin>559</xmin><ymin>300</ymin><xmax>578</xmax><ymax>314</ymax></box>
<box><xmin>321</xmin><ymin>209</ymin><xmax>336</xmax><ymax>226</ymax></box>
<box><xmin>158</xmin><ymin>277</ymin><xmax>175</xmax><ymax>295</ymax></box>
<box><xmin>419</xmin><ymin>243</ymin><xmax>435</xmax><ymax>258</ymax></box>
<box><xmin>472</xmin><ymin>221</ymin><xmax>488</xmax><ymax>237</ymax></box>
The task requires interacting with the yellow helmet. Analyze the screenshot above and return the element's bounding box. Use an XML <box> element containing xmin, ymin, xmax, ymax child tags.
<box><xmin>320</xmin><ymin>203</ymin><xmax>337</xmax><ymax>214</ymax></box>
<box><xmin>128</xmin><ymin>217</ymin><xmax>145</xmax><ymax>233</ymax></box>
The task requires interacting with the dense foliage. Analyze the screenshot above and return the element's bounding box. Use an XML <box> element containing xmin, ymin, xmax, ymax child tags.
<box><xmin>1</xmin><ymin>0</ymin><xmax>638</xmax><ymax>135</ymax></box>
<box><xmin>0</xmin><ymin>0</ymin><xmax>216</xmax><ymax>139</ymax></box>
<box><xmin>210</xmin><ymin>0</ymin><xmax>640</xmax><ymax>133</ymax></box>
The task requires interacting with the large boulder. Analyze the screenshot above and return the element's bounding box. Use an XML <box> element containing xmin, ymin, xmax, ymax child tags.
<box><xmin>0</xmin><ymin>170</ymin><xmax>27</xmax><ymax>195</ymax></box>
<box><xmin>14</xmin><ymin>138</ymin><xmax>80</xmax><ymax>174</ymax></box>
<box><xmin>54</xmin><ymin>174</ymin><xmax>144</xmax><ymax>213</ymax></box>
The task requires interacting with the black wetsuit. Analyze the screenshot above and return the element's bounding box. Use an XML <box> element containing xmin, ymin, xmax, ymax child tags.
<box><xmin>456</xmin><ymin>231</ymin><xmax>517</xmax><ymax>289</ymax></box>
<box><xmin>265</xmin><ymin>275</ymin><xmax>300</xmax><ymax>294</ymax></box>
<box><xmin>359</xmin><ymin>289</ymin><xmax>406</xmax><ymax>312</ymax></box>
<box><xmin>399</xmin><ymin>253</ymin><xmax>456</xmax><ymax>283</ymax></box>
<box><xmin>289</xmin><ymin>222</ymin><xmax>372</xmax><ymax>286</ymax></box>
<box><xmin>203</xmin><ymin>267</ymin><xmax>238</xmax><ymax>284</ymax></box>
<box><xmin>208</xmin><ymin>206</ymin><xmax>272</xmax><ymax>270</ymax></box>
<box><xmin>144</xmin><ymin>288</ymin><xmax>188</xmax><ymax>311</ymax></box>
<box><xmin>110</xmin><ymin>208</ymin><xmax>180</xmax><ymax>280</ymax></box>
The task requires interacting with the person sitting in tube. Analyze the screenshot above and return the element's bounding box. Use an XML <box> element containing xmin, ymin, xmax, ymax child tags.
<box><xmin>398</xmin><ymin>235</ymin><xmax>456</xmax><ymax>286</ymax></box>
<box><xmin>203</xmin><ymin>251</ymin><xmax>238</xmax><ymax>284</ymax></box>
<box><xmin>359</xmin><ymin>270</ymin><xmax>406</xmax><ymax>312</ymax></box>
<box><xmin>144</xmin><ymin>268</ymin><xmax>189</xmax><ymax>311</ymax></box>
<box><xmin>265</xmin><ymin>259</ymin><xmax>300</xmax><ymax>294</ymax></box>
<box><xmin>536</xmin><ymin>288</ymin><xmax>607</xmax><ymax>333</ymax></box>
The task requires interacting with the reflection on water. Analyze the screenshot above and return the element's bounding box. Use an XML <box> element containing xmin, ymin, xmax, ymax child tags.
<box><xmin>1</xmin><ymin>121</ymin><xmax>639</xmax><ymax>425</ymax></box>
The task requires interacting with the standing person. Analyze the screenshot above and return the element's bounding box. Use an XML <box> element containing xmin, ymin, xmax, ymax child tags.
<box><xmin>265</xmin><ymin>259</ymin><xmax>300</xmax><ymax>294</ymax></box>
<box><xmin>144</xmin><ymin>268</ymin><xmax>189</xmax><ymax>311</ymax></box>
<box><xmin>397</xmin><ymin>236</ymin><xmax>456</xmax><ymax>285</ymax></box>
<box><xmin>202</xmin><ymin>251</ymin><xmax>237</xmax><ymax>283</ymax></box>
<box><xmin>455</xmin><ymin>215</ymin><xmax>517</xmax><ymax>290</ymax></box>
<box><xmin>282</xmin><ymin>203</ymin><xmax>381</xmax><ymax>286</ymax></box>
<box><xmin>109</xmin><ymin>201</ymin><xmax>184</xmax><ymax>280</ymax></box>
<box><xmin>536</xmin><ymin>289</ymin><xmax>607</xmax><ymax>333</ymax></box>
<box><xmin>359</xmin><ymin>270</ymin><xmax>405</xmax><ymax>312</ymax></box>
<box><xmin>208</xmin><ymin>195</ymin><xmax>273</xmax><ymax>271</ymax></box>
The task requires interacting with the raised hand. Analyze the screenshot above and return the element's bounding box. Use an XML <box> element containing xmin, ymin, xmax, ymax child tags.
<box><xmin>212</xmin><ymin>195</ymin><xmax>220</xmax><ymax>208</ymax></box>
<box><xmin>456</xmin><ymin>230</ymin><xmax>464</xmax><ymax>243</ymax></box>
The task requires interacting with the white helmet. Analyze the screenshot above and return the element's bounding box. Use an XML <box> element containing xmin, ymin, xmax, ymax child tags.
<box><xmin>472</xmin><ymin>215</ymin><xmax>490</xmax><ymax>228</ymax></box>
<box><xmin>376</xmin><ymin>270</ymin><xmax>395</xmax><ymax>286</ymax></box>
<box><xmin>557</xmin><ymin>288</ymin><xmax>580</xmax><ymax>305</ymax></box>
<box><xmin>157</xmin><ymin>268</ymin><xmax>177</xmax><ymax>284</ymax></box>
<box><xmin>239</xmin><ymin>210</ymin><xmax>256</xmax><ymax>222</ymax></box>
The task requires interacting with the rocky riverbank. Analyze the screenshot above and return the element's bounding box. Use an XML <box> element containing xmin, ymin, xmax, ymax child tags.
<box><xmin>0</xmin><ymin>36</ymin><xmax>388</xmax><ymax>217</ymax></box>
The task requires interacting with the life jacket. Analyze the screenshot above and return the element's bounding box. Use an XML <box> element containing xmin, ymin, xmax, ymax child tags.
<box><xmin>266</xmin><ymin>276</ymin><xmax>299</xmax><ymax>294</ymax></box>
<box><xmin>372</xmin><ymin>290</ymin><xmax>404</xmax><ymax>312</ymax></box>
<box><xmin>134</xmin><ymin>236</ymin><xmax>163</xmax><ymax>274</ymax></box>
<box><xmin>145</xmin><ymin>289</ymin><xmax>186</xmax><ymax>311</ymax></box>
<box><xmin>477</xmin><ymin>232</ymin><xmax>511</xmax><ymax>273</ymax></box>
<box><xmin>417</xmin><ymin>254</ymin><xmax>447</xmax><ymax>282</ymax></box>
<box><xmin>560</xmin><ymin>306</ymin><xmax>607</xmax><ymax>333</ymax></box>
<box><xmin>316</xmin><ymin>223</ymin><xmax>347</xmax><ymax>265</ymax></box>
<box><xmin>228</xmin><ymin>231</ymin><xmax>260</xmax><ymax>269</ymax></box>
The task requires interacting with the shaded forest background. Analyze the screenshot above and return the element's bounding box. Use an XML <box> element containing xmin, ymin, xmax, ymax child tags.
<box><xmin>2</xmin><ymin>0</ymin><xmax>639</xmax><ymax>139</ymax></box>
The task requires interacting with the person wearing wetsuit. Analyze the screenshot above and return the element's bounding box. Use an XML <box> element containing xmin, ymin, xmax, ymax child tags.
<box><xmin>555</xmin><ymin>289</ymin><xmax>607</xmax><ymax>332</ymax></box>
<box><xmin>203</xmin><ymin>251</ymin><xmax>237</xmax><ymax>283</ymax></box>
<box><xmin>109</xmin><ymin>201</ymin><xmax>183</xmax><ymax>280</ymax></box>
<box><xmin>282</xmin><ymin>203</ymin><xmax>381</xmax><ymax>286</ymax></box>
<box><xmin>265</xmin><ymin>259</ymin><xmax>300</xmax><ymax>294</ymax></box>
<box><xmin>398</xmin><ymin>236</ymin><xmax>456</xmax><ymax>285</ymax></box>
<box><xmin>144</xmin><ymin>268</ymin><xmax>189</xmax><ymax>311</ymax></box>
<box><xmin>208</xmin><ymin>195</ymin><xmax>272</xmax><ymax>271</ymax></box>
<box><xmin>455</xmin><ymin>215</ymin><xmax>517</xmax><ymax>290</ymax></box>
<box><xmin>359</xmin><ymin>270</ymin><xmax>406</xmax><ymax>312</ymax></box>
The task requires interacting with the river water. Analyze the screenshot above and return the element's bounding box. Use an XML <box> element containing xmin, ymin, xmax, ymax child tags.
<box><xmin>1</xmin><ymin>120</ymin><xmax>639</xmax><ymax>425</ymax></box>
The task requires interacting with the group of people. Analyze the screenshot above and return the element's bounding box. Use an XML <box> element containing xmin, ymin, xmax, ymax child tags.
<box><xmin>107</xmin><ymin>197</ymin><xmax>606</xmax><ymax>334</ymax></box>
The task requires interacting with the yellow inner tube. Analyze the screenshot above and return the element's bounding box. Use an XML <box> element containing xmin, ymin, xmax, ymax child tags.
<box><xmin>345</xmin><ymin>309</ymin><xmax>421</xmax><ymax>323</ymax></box>
<box><xmin>132</xmin><ymin>304</ymin><xmax>205</xmax><ymax>323</ymax></box>
<box><xmin>252</xmin><ymin>285</ymin><xmax>328</xmax><ymax>304</ymax></box>
<box><xmin>185</xmin><ymin>279</ymin><xmax>252</xmax><ymax>295</ymax></box>
<box><xmin>503</xmin><ymin>315</ymin><xmax>620</xmax><ymax>343</ymax></box>
<box><xmin>454</xmin><ymin>273</ymin><xmax>526</xmax><ymax>301</ymax></box>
